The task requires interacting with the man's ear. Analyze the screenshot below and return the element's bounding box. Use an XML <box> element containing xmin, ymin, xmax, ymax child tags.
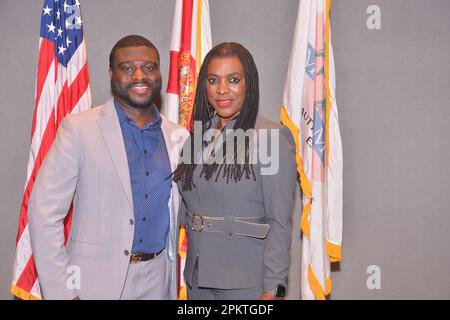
<box><xmin>109</xmin><ymin>68</ymin><xmax>113</xmax><ymax>79</ymax></box>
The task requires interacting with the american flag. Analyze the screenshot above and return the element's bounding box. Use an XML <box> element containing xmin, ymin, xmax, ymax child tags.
<box><xmin>11</xmin><ymin>0</ymin><xmax>91</xmax><ymax>300</ymax></box>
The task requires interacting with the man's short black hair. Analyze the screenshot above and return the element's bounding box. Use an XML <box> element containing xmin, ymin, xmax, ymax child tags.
<box><xmin>109</xmin><ymin>35</ymin><xmax>160</xmax><ymax>69</ymax></box>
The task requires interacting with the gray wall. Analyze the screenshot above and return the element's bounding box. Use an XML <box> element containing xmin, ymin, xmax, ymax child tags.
<box><xmin>0</xmin><ymin>0</ymin><xmax>449</xmax><ymax>299</ymax></box>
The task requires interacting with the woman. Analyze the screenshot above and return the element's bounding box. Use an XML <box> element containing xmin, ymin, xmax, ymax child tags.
<box><xmin>173</xmin><ymin>42</ymin><xmax>297</xmax><ymax>300</ymax></box>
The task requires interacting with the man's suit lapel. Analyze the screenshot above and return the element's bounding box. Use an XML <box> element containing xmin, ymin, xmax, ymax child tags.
<box><xmin>97</xmin><ymin>99</ymin><xmax>133</xmax><ymax>209</ymax></box>
<box><xmin>160</xmin><ymin>115</ymin><xmax>179</xmax><ymax>172</ymax></box>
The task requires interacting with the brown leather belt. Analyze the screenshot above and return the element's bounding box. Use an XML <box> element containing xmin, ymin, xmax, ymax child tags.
<box><xmin>130</xmin><ymin>249</ymin><xmax>163</xmax><ymax>264</ymax></box>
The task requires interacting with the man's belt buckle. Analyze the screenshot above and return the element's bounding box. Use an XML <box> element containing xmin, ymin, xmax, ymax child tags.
<box><xmin>192</xmin><ymin>214</ymin><xmax>204</xmax><ymax>232</ymax></box>
<box><xmin>130</xmin><ymin>253</ymin><xmax>142</xmax><ymax>264</ymax></box>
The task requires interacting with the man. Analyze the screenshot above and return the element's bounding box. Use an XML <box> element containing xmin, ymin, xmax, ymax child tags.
<box><xmin>28</xmin><ymin>35</ymin><xmax>185</xmax><ymax>299</ymax></box>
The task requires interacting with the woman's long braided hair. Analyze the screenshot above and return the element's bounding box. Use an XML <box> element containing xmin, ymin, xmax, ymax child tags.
<box><xmin>172</xmin><ymin>42</ymin><xmax>259</xmax><ymax>191</ymax></box>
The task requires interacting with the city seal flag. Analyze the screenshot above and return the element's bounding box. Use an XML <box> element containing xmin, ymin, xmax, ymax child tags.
<box><xmin>280</xmin><ymin>0</ymin><xmax>343</xmax><ymax>300</ymax></box>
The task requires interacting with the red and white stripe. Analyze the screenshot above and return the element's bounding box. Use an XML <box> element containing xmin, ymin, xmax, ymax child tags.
<box><xmin>11</xmin><ymin>36</ymin><xmax>91</xmax><ymax>300</ymax></box>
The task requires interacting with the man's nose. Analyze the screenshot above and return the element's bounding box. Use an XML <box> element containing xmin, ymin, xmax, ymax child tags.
<box><xmin>132</xmin><ymin>67</ymin><xmax>145</xmax><ymax>80</ymax></box>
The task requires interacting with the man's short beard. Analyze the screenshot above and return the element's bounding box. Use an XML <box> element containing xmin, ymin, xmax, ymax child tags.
<box><xmin>111</xmin><ymin>79</ymin><xmax>162</xmax><ymax>109</ymax></box>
